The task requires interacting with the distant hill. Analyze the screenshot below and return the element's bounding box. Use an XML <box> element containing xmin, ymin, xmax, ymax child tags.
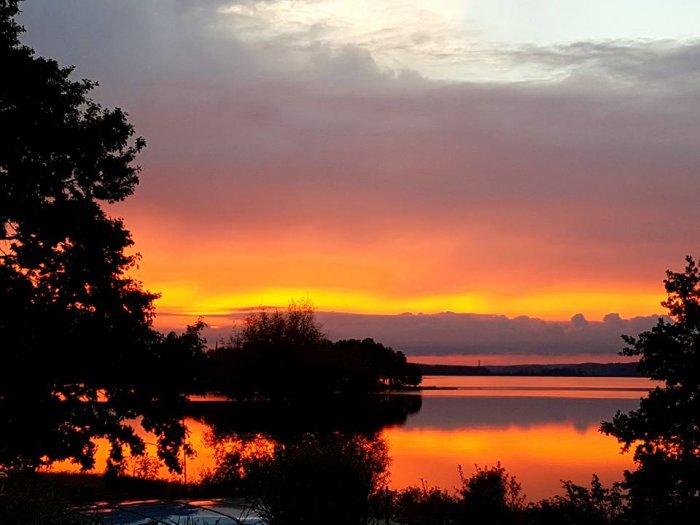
<box><xmin>417</xmin><ymin>362</ymin><xmax>642</xmax><ymax>377</ymax></box>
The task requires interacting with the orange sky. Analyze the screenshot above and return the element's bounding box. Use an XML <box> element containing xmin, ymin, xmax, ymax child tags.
<box><xmin>22</xmin><ymin>0</ymin><xmax>699</xmax><ymax>334</ymax></box>
<box><xmin>122</xmin><ymin>210</ymin><xmax>668</xmax><ymax>326</ymax></box>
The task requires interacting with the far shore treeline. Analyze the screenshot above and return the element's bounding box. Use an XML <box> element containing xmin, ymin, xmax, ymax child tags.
<box><xmin>419</xmin><ymin>362</ymin><xmax>642</xmax><ymax>377</ymax></box>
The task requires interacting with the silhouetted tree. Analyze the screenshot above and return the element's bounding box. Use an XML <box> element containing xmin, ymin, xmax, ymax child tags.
<box><xmin>208</xmin><ymin>302</ymin><xmax>333</xmax><ymax>398</ymax></box>
<box><xmin>0</xmin><ymin>0</ymin><xmax>200</xmax><ymax>473</ymax></box>
<box><xmin>153</xmin><ymin>319</ymin><xmax>209</xmax><ymax>395</ymax></box>
<box><xmin>236</xmin><ymin>301</ymin><xmax>326</xmax><ymax>353</ymax></box>
<box><xmin>208</xmin><ymin>305</ymin><xmax>422</xmax><ymax>397</ymax></box>
<box><xmin>201</xmin><ymin>431</ymin><xmax>390</xmax><ymax>524</ymax></box>
<box><xmin>252</xmin><ymin>433</ymin><xmax>389</xmax><ymax>525</ymax></box>
<box><xmin>529</xmin><ymin>475</ymin><xmax>626</xmax><ymax>525</ymax></box>
<box><xmin>389</xmin><ymin>482</ymin><xmax>460</xmax><ymax>525</ymax></box>
<box><xmin>458</xmin><ymin>463</ymin><xmax>524</xmax><ymax>524</ymax></box>
<box><xmin>334</xmin><ymin>338</ymin><xmax>422</xmax><ymax>390</ymax></box>
<box><xmin>601</xmin><ymin>256</ymin><xmax>700</xmax><ymax>523</ymax></box>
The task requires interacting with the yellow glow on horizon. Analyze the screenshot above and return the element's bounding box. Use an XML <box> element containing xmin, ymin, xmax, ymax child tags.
<box><xmin>123</xmin><ymin>210</ymin><xmax>668</xmax><ymax>326</ymax></box>
<box><xmin>150</xmin><ymin>283</ymin><xmax>664</xmax><ymax>324</ymax></box>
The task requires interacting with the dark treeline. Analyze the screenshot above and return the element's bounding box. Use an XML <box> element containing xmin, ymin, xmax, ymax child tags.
<box><xmin>419</xmin><ymin>362</ymin><xmax>642</xmax><ymax>377</ymax></box>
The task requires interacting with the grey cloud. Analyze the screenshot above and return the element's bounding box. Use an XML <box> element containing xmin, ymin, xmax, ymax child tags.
<box><xmin>570</xmin><ymin>313</ymin><xmax>588</xmax><ymax>328</ymax></box>
<box><xmin>184</xmin><ymin>310</ymin><xmax>663</xmax><ymax>357</ymax></box>
<box><xmin>316</xmin><ymin>311</ymin><xmax>664</xmax><ymax>356</ymax></box>
<box><xmin>603</xmin><ymin>313</ymin><xmax>624</xmax><ymax>326</ymax></box>
<box><xmin>513</xmin><ymin>40</ymin><xmax>700</xmax><ymax>88</ymax></box>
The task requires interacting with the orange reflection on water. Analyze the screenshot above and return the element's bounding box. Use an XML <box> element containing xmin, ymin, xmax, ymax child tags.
<box><xmin>49</xmin><ymin>417</ymin><xmax>220</xmax><ymax>483</ymax></box>
<box><xmin>384</xmin><ymin>423</ymin><xmax>633</xmax><ymax>501</ymax></box>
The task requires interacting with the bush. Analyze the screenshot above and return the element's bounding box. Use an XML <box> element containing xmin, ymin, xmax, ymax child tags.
<box><xmin>526</xmin><ymin>475</ymin><xmax>627</xmax><ymax>525</ymax></box>
<box><xmin>0</xmin><ymin>474</ymin><xmax>79</xmax><ymax>525</ymax></box>
<box><xmin>252</xmin><ymin>433</ymin><xmax>389</xmax><ymax>525</ymax></box>
<box><xmin>458</xmin><ymin>463</ymin><xmax>525</xmax><ymax>524</ymax></box>
<box><xmin>199</xmin><ymin>433</ymin><xmax>276</xmax><ymax>496</ymax></box>
<box><xmin>389</xmin><ymin>482</ymin><xmax>459</xmax><ymax>525</ymax></box>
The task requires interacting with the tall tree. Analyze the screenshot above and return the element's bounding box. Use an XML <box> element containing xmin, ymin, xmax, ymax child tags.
<box><xmin>601</xmin><ymin>256</ymin><xmax>700</xmax><ymax>523</ymax></box>
<box><xmin>209</xmin><ymin>302</ymin><xmax>331</xmax><ymax>399</ymax></box>
<box><xmin>0</xmin><ymin>0</ymin><xmax>194</xmax><ymax>472</ymax></box>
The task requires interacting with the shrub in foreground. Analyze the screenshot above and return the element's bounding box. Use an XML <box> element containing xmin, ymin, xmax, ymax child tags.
<box><xmin>0</xmin><ymin>474</ymin><xmax>79</xmax><ymax>525</ymax></box>
<box><xmin>252</xmin><ymin>433</ymin><xmax>389</xmax><ymax>525</ymax></box>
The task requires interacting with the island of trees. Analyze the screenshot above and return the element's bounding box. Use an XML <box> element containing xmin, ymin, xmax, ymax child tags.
<box><xmin>207</xmin><ymin>302</ymin><xmax>422</xmax><ymax>399</ymax></box>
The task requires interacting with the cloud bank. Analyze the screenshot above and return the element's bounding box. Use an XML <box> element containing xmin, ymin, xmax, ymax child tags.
<box><xmin>156</xmin><ymin>310</ymin><xmax>661</xmax><ymax>362</ymax></box>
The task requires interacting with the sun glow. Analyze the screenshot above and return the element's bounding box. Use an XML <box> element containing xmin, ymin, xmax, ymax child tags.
<box><xmin>151</xmin><ymin>283</ymin><xmax>663</xmax><ymax>326</ymax></box>
<box><xmin>216</xmin><ymin>0</ymin><xmax>501</xmax><ymax>81</ymax></box>
<box><xmin>124</xmin><ymin>210</ymin><xmax>667</xmax><ymax>329</ymax></box>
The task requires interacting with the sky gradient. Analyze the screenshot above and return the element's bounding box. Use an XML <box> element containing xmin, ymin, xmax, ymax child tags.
<box><xmin>19</xmin><ymin>1</ymin><xmax>700</xmax><ymax>358</ymax></box>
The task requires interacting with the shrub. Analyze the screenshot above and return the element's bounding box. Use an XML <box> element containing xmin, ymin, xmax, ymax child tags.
<box><xmin>0</xmin><ymin>474</ymin><xmax>79</xmax><ymax>525</ymax></box>
<box><xmin>252</xmin><ymin>433</ymin><xmax>389</xmax><ymax>525</ymax></box>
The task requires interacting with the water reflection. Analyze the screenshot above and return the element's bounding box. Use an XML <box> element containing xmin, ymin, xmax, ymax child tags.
<box><xmin>385</xmin><ymin>422</ymin><xmax>632</xmax><ymax>500</ymax></box>
<box><xmin>50</xmin><ymin>377</ymin><xmax>655</xmax><ymax>501</ymax></box>
<box><xmin>402</xmin><ymin>395</ymin><xmax>640</xmax><ymax>432</ymax></box>
<box><xmin>202</xmin><ymin>431</ymin><xmax>390</xmax><ymax>524</ymax></box>
<box><xmin>192</xmin><ymin>394</ymin><xmax>422</xmax><ymax>437</ymax></box>
<box><xmin>379</xmin><ymin>377</ymin><xmax>651</xmax><ymax>499</ymax></box>
<box><xmin>422</xmin><ymin>375</ymin><xmax>656</xmax><ymax>399</ymax></box>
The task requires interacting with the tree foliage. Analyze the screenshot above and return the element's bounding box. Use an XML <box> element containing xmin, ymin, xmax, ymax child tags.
<box><xmin>252</xmin><ymin>433</ymin><xmax>389</xmax><ymax>525</ymax></box>
<box><xmin>458</xmin><ymin>462</ymin><xmax>524</xmax><ymax>524</ymax></box>
<box><xmin>531</xmin><ymin>475</ymin><xmax>627</xmax><ymax>525</ymax></box>
<box><xmin>601</xmin><ymin>256</ymin><xmax>700</xmax><ymax>523</ymax></box>
<box><xmin>334</xmin><ymin>338</ymin><xmax>423</xmax><ymax>390</ymax></box>
<box><xmin>200</xmin><ymin>431</ymin><xmax>390</xmax><ymax>525</ymax></box>
<box><xmin>208</xmin><ymin>302</ymin><xmax>330</xmax><ymax>398</ymax></box>
<box><xmin>0</xmin><ymin>0</ymin><xmax>203</xmax><ymax>473</ymax></box>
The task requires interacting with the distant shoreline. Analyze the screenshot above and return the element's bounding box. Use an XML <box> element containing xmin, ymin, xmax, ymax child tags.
<box><xmin>415</xmin><ymin>362</ymin><xmax>642</xmax><ymax>377</ymax></box>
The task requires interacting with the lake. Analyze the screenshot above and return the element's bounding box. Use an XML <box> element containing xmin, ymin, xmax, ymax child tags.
<box><xmin>51</xmin><ymin>375</ymin><xmax>657</xmax><ymax>501</ymax></box>
<box><xmin>385</xmin><ymin>375</ymin><xmax>654</xmax><ymax>499</ymax></box>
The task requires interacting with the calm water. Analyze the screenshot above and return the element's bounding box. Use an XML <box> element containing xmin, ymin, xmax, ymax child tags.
<box><xmin>52</xmin><ymin>375</ymin><xmax>658</xmax><ymax>500</ymax></box>
<box><xmin>386</xmin><ymin>375</ymin><xmax>655</xmax><ymax>499</ymax></box>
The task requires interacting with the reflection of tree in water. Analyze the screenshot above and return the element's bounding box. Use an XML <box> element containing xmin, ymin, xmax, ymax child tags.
<box><xmin>189</xmin><ymin>393</ymin><xmax>422</xmax><ymax>437</ymax></box>
<box><xmin>194</xmin><ymin>394</ymin><xmax>420</xmax><ymax>522</ymax></box>
<box><xmin>203</xmin><ymin>430</ymin><xmax>390</xmax><ymax>525</ymax></box>
<box><xmin>202</xmin><ymin>432</ymin><xmax>276</xmax><ymax>492</ymax></box>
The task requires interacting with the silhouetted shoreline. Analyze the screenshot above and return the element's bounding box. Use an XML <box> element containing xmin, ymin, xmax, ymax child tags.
<box><xmin>416</xmin><ymin>362</ymin><xmax>642</xmax><ymax>377</ymax></box>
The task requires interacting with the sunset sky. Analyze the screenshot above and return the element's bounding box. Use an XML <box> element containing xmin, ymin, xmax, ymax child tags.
<box><xmin>20</xmin><ymin>1</ymin><xmax>700</xmax><ymax>358</ymax></box>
